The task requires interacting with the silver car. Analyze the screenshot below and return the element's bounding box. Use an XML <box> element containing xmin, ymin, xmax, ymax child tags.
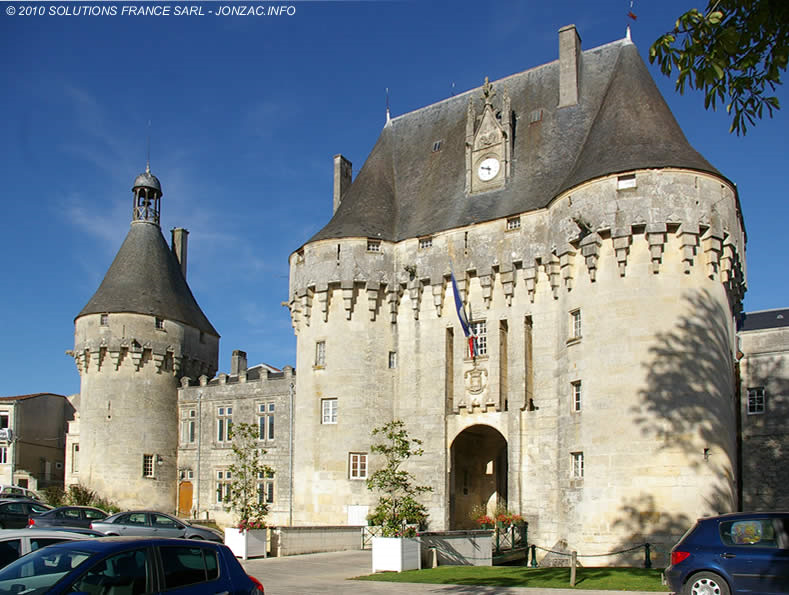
<box><xmin>90</xmin><ymin>511</ymin><xmax>223</xmax><ymax>542</ymax></box>
<box><xmin>0</xmin><ymin>529</ymin><xmax>96</xmax><ymax>569</ymax></box>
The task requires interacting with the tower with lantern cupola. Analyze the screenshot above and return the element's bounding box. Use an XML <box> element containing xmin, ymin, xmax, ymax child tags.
<box><xmin>69</xmin><ymin>164</ymin><xmax>219</xmax><ymax>511</ymax></box>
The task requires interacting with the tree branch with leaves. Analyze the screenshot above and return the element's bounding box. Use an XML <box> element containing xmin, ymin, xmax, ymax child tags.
<box><xmin>366</xmin><ymin>420</ymin><xmax>432</xmax><ymax>538</ymax></box>
<box><xmin>650</xmin><ymin>0</ymin><xmax>788</xmax><ymax>134</ymax></box>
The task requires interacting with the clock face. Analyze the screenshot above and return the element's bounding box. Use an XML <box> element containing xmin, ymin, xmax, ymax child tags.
<box><xmin>477</xmin><ymin>157</ymin><xmax>500</xmax><ymax>181</ymax></box>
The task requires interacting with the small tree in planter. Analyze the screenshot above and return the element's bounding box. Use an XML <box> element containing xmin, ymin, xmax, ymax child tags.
<box><xmin>223</xmin><ymin>423</ymin><xmax>273</xmax><ymax>559</ymax></box>
<box><xmin>367</xmin><ymin>420</ymin><xmax>432</xmax><ymax>572</ymax></box>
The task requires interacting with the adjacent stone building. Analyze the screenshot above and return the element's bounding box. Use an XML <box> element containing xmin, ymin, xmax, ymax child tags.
<box><xmin>0</xmin><ymin>393</ymin><xmax>74</xmax><ymax>491</ymax></box>
<box><xmin>738</xmin><ymin>308</ymin><xmax>789</xmax><ymax>511</ymax></box>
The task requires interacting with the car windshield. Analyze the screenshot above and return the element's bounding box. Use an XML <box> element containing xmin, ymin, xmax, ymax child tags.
<box><xmin>0</xmin><ymin>546</ymin><xmax>92</xmax><ymax>592</ymax></box>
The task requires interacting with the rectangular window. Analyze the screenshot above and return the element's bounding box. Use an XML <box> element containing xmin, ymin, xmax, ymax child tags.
<box><xmin>217</xmin><ymin>407</ymin><xmax>233</xmax><ymax>442</ymax></box>
<box><xmin>0</xmin><ymin>412</ymin><xmax>8</xmax><ymax>429</ymax></box>
<box><xmin>747</xmin><ymin>387</ymin><xmax>765</xmax><ymax>414</ymax></box>
<box><xmin>0</xmin><ymin>447</ymin><xmax>6</xmax><ymax>465</ymax></box>
<box><xmin>366</xmin><ymin>239</ymin><xmax>381</xmax><ymax>252</ymax></box>
<box><xmin>258</xmin><ymin>470</ymin><xmax>275</xmax><ymax>504</ymax></box>
<box><xmin>470</xmin><ymin>320</ymin><xmax>488</xmax><ymax>356</ymax></box>
<box><xmin>71</xmin><ymin>444</ymin><xmax>79</xmax><ymax>472</ymax></box>
<box><xmin>418</xmin><ymin>237</ymin><xmax>433</xmax><ymax>249</ymax></box>
<box><xmin>143</xmin><ymin>454</ymin><xmax>154</xmax><ymax>478</ymax></box>
<box><xmin>349</xmin><ymin>453</ymin><xmax>367</xmax><ymax>480</ymax></box>
<box><xmin>100</xmin><ymin>313</ymin><xmax>109</xmax><ymax>326</ymax></box>
<box><xmin>216</xmin><ymin>470</ymin><xmax>232</xmax><ymax>503</ymax></box>
<box><xmin>506</xmin><ymin>217</ymin><xmax>521</xmax><ymax>230</ymax></box>
<box><xmin>388</xmin><ymin>351</ymin><xmax>397</xmax><ymax>369</ymax></box>
<box><xmin>180</xmin><ymin>410</ymin><xmax>196</xmax><ymax>444</ymax></box>
<box><xmin>322</xmin><ymin>398</ymin><xmax>338</xmax><ymax>424</ymax></box>
<box><xmin>617</xmin><ymin>173</ymin><xmax>637</xmax><ymax>190</ymax></box>
<box><xmin>572</xmin><ymin>381</ymin><xmax>582</xmax><ymax>412</ymax></box>
<box><xmin>571</xmin><ymin>452</ymin><xmax>584</xmax><ymax>479</ymax></box>
<box><xmin>258</xmin><ymin>403</ymin><xmax>275</xmax><ymax>440</ymax></box>
<box><xmin>155</xmin><ymin>317</ymin><xmax>164</xmax><ymax>330</ymax></box>
<box><xmin>315</xmin><ymin>341</ymin><xmax>326</xmax><ymax>368</ymax></box>
<box><xmin>570</xmin><ymin>309</ymin><xmax>582</xmax><ymax>340</ymax></box>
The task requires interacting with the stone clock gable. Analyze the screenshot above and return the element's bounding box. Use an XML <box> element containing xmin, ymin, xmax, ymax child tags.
<box><xmin>466</xmin><ymin>77</ymin><xmax>512</xmax><ymax>195</ymax></box>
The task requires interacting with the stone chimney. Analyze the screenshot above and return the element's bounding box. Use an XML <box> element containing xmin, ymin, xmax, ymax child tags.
<box><xmin>171</xmin><ymin>228</ymin><xmax>189</xmax><ymax>277</ymax></box>
<box><xmin>333</xmin><ymin>154</ymin><xmax>352</xmax><ymax>214</ymax></box>
<box><xmin>231</xmin><ymin>350</ymin><xmax>248</xmax><ymax>376</ymax></box>
<box><xmin>558</xmin><ymin>24</ymin><xmax>581</xmax><ymax>107</ymax></box>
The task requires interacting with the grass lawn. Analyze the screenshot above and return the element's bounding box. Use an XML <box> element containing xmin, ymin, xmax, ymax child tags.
<box><xmin>354</xmin><ymin>566</ymin><xmax>671</xmax><ymax>591</ymax></box>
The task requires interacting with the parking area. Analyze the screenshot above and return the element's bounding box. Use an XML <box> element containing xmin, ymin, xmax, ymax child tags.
<box><xmin>240</xmin><ymin>549</ymin><xmax>662</xmax><ymax>595</ymax></box>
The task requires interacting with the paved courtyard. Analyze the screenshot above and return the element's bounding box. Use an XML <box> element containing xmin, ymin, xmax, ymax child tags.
<box><xmin>240</xmin><ymin>549</ymin><xmax>664</xmax><ymax>595</ymax></box>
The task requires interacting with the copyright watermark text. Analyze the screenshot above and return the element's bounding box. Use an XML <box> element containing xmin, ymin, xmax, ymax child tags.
<box><xmin>5</xmin><ymin>3</ymin><xmax>297</xmax><ymax>17</ymax></box>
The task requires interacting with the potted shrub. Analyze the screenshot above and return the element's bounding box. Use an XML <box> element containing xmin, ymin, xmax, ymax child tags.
<box><xmin>222</xmin><ymin>423</ymin><xmax>273</xmax><ymax>560</ymax></box>
<box><xmin>367</xmin><ymin>420</ymin><xmax>432</xmax><ymax>572</ymax></box>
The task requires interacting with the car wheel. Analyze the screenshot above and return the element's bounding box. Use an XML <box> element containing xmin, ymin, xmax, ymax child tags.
<box><xmin>683</xmin><ymin>572</ymin><xmax>730</xmax><ymax>595</ymax></box>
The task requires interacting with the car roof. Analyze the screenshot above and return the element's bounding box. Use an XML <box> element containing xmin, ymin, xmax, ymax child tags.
<box><xmin>0</xmin><ymin>529</ymin><xmax>95</xmax><ymax>539</ymax></box>
<box><xmin>47</xmin><ymin>506</ymin><xmax>106</xmax><ymax>511</ymax></box>
<box><xmin>37</xmin><ymin>535</ymin><xmax>224</xmax><ymax>554</ymax></box>
<box><xmin>698</xmin><ymin>511</ymin><xmax>789</xmax><ymax>522</ymax></box>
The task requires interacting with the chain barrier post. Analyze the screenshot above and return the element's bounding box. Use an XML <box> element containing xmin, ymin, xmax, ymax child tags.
<box><xmin>644</xmin><ymin>543</ymin><xmax>652</xmax><ymax>568</ymax></box>
<box><xmin>530</xmin><ymin>544</ymin><xmax>537</xmax><ymax>567</ymax></box>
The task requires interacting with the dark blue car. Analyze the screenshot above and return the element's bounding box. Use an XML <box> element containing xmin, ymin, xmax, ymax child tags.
<box><xmin>0</xmin><ymin>536</ymin><xmax>264</xmax><ymax>594</ymax></box>
<box><xmin>664</xmin><ymin>512</ymin><xmax>789</xmax><ymax>595</ymax></box>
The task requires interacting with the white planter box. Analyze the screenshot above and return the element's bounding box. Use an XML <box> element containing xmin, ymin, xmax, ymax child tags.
<box><xmin>224</xmin><ymin>527</ymin><xmax>267</xmax><ymax>560</ymax></box>
<box><xmin>371</xmin><ymin>536</ymin><xmax>421</xmax><ymax>572</ymax></box>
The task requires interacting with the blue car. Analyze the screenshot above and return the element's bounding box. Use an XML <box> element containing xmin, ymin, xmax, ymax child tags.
<box><xmin>664</xmin><ymin>512</ymin><xmax>789</xmax><ymax>595</ymax></box>
<box><xmin>0</xmin><ymin>536</ymin><xmax>264</xmax><ymax>594</ymax></box>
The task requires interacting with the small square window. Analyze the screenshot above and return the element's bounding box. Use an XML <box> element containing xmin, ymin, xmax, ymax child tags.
<box><xmin>296</xmin><ymin>249</ymin><xmax>305</xmax><ymax>264</ymax></box>
<box><xmin>747</xmin><ymin>387</ymin><xmax>765</xmax><ymax>415</ymax></box>
<box><xmin>432</xmin><ymin>140</ymin><xmax>442</xmax><ymax>152</ymax></box>
<box><xmin>617</xmin><ymin>174</ymin><xmax>636</xmax><ymax>190</ymax></box>
<box><xmin>315</xmin><ymin>340</ymin><xmax>326</xmax><ymax>368</ymax></box>
<box><xmin>349</xmin><ymin>453</ymin><xmax>367</xmax><ymax>479</ymax></box>
<box><xmin>322</xmin><ymin>398</ymin><xmax>338</xmax><ymax>424</ymax></box>
<box><xmin>419</xmin><ymin>237</ymin><xmax>433</xmax><ymax>249</ymax></box>
<box><xmin>506</xmin><ymin>217</ymin><xmax>521</xmax><ymax>230</ymax></box>
<box><xmin>367</xmin><ymin>240</ymin><xmax>381</xmax><ymax>253</ymax></box>
<box><xmin>100</xmin><ymin>314</ymin><xmax>109</xmax><ymax>326</ymax></box>
<box><xmin>155</xmin><ymin>317</ymin><xmax>165</xmax><ymax>330</ymax></box>
<box><xmin>571</xmin><ymin>452</ymin><xmax>584</xmax><ymax>479</ymax></box>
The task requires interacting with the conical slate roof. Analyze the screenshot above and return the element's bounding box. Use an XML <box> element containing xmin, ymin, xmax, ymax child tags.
<box><xmin>77</xmin><ymin>222</ymin><xmax>219</xmax><ymax>336</ymax></box>
<box><xmin>308</xmin><ymin>38</ymin><xmax>722</xmax><ymax>245</ymax></box>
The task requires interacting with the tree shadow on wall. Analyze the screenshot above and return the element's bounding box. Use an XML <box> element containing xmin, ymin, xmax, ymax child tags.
<box><xmin>609</xmin><ymin>289</ymin><xmax>739</xmax><ymax>566</ymax></box>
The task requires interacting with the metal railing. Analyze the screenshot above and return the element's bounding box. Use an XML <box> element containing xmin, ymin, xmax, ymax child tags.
<box><xmin>493</xmin><ymin>522</ymin><xmax>528</xmax><ymax>555</ymax></box>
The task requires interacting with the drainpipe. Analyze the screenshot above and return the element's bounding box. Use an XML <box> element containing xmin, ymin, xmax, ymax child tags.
<box><xmin>289</xmin><ymin>381</ymin><xmax>295</xmax><ymax>526</ymax></box>
<box><xmin>196</xmin><ymin>390</ymin><xmax>203</xmax><ymax>518</ymax></box>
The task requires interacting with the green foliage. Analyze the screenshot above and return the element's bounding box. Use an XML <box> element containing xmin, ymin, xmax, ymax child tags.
<box><xmin>41</xmin><ymin>486</ymin><xmax>66</xmax><ymax>507</ymax></box>
<box><xmin>225</xmin><ymin>422</ymin><xmax>273</xmax><ymax>529</ymax></box>
<box><xmin>650</xmin><ymin>0</ymin><xmax>789</xmax><ymax>134</ymax></box>
<box><xmin>66</xmin><ymin>484</ymin><xmax>97</xmax><ymax>506</ymax></box>
<box><xmin>355</xmin><ymin>566</ymin><xmax>668</xmax><ymax>591</ymax></box>
<box><xmin>366</xmin><ymin>420</ymin><xmax>432</xmax><ymax>537</ymax></box>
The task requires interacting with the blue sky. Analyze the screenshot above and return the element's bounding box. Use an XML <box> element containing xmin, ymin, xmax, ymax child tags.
<box><xmin>1</xmin><ymin>0</ymin><xmax>787</xmax><ymax>397</ymax></box>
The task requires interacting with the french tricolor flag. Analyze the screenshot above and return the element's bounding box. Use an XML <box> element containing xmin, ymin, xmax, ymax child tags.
<box><xmin>450</xmin><ymin>268</ymin><xmax>477</xmax><ymax>358</ymax></box>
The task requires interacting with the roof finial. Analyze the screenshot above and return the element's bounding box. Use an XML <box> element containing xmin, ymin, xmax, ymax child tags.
<box><xmin>626</xmin><ymin>0</ymin><xmax>637</xmax><ymax>40</ymax></box>
<box><xmin>482</xmin><ymin>77</ymin><xmax>496</xmax><ymax>106</ymax></box>
<box><xmin>146</xmin><ymin>119</ymin><xmax>152</xmax><ymax>173</ymax></box>
<box><xmin>385</xmin><ymin>88</ymin><xmax>391</xmax><ymax>124</ymax></box>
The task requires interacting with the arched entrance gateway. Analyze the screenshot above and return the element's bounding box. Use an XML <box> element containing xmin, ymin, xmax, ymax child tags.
<box><xmin>449</xmin><ymin>425</ymin><xmax>508</xmax><ymax>529</ymax></box>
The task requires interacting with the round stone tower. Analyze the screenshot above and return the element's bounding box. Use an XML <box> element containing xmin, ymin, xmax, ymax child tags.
<box><xmin>71</xmin><ymin>164</ymin><xmax>219</xmax><ymax>511</ymax></box>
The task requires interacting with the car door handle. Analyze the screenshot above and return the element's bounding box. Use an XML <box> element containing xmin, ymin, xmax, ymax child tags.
<box><xmin>215</xmin><ymin>591</ymin><xmax>229</xmax><ymax>595</ymax></box>
<box><xmin>721</xmin><ymin>553</ymin><xmax>736</xmax><ymax>559</ymax></box>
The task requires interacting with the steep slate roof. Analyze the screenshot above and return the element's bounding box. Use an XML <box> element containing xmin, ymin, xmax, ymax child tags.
<box><xmin>77</xmin><ymin>222</ymin><xmax>219</xmax><ymax>336</ymax></box>
<box><xmin>309</xmin><ymin>37</ymin><xmax>720</xmax><ymax>244</ymax></box>
<box><xmin>739</xmin><ymin>309</ymin><xmax>789</xmax><ymax>332</ymax></box>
